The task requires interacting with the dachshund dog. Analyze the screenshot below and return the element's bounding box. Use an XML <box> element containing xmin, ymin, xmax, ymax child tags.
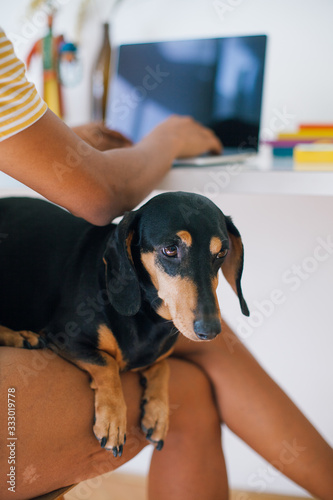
<box><xmin>0</xmin><ymin>192</ymin><xmax>249</xmax><ymax>456</ymax></box>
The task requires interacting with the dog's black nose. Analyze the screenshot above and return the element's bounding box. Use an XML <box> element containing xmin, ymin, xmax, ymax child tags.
<box><xmin>193</xmin><ymin>318</ymin><xmax>221</xmax><ymax>340</ymax></box>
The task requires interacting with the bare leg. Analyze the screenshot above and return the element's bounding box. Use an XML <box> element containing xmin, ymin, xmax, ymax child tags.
<box><xmin>0</xmin><ymin>347</ymin><xmax>228</xmax><ymax>500</ymax></box>
<box><xmin>148</xmin><ymin>356</ymin><xmax>228</xmax><ymax>500</ymax></box>
<box><xmin>174</xmin><ymin>319</ymin><xmax>333</xmax><ymax>500</ymax></box>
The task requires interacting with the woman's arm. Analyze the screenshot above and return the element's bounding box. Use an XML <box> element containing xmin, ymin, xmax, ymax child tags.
<box><xmin>0</xmin><ymin>109</ymin><xmax>221</xmax><ymax>225</ymax></box>
<box><xmin>71</xmin><ymin>122</ymin><xmax>133</xmax><ymax>151</ymax></box>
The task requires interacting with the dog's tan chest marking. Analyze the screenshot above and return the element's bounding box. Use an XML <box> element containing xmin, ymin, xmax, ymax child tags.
<box><xmin>210</xmin><ymin>236</ymin><xmax>223</xmax><ymax>255</ymax></box>
<box><xmin>155</xmin><ymin>346</ymin><xmax>175</xmax><ymax>363</ymax></box>
<box><xmin>98</xmin><ymin>324</ymin><xmax>127</xmax><ymax>371</ymax></box>
<box><xmin>176</xmin><ymin>230</ymin><xmax>192</xmax><ymax>247</ymax></box>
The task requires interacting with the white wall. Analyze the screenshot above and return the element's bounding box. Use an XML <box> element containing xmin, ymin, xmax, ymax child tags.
<box><xmin>212</xmin><ymin>192</ymin><xmax>333</xmax><ymax>497</ymax></box>
<box><xmin>1</xmin><ymin>0</ymin><xmax>333</xmax><ymax>129</ymax></box>
<box><xmin>1</xmin><ymin>0</ymin><xmax>333</xmax><ymax>497</ymax></box>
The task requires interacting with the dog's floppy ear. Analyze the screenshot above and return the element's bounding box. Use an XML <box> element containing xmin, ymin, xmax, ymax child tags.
<box><xmin>221</xmin><ymin>216</ymin><xmax>250</xmax><ymax>316</ymax></box>
<box><xmin>103</xmin><ymin>211</ymin><xmax>141</xmax><ymax>316</ymax></box>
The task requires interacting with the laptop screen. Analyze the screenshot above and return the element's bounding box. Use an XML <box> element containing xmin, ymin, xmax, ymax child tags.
<box><xmin>105</xmin><ymin>35</ymin><xmax>267</xmax><ymax>151</ymax></box>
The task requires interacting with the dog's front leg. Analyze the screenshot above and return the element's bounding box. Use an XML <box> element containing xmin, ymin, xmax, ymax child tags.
<box><xmin>139</xmin><ymin>359</ymin><xmax>170</xmax><ymax>450</ymax></box>
<box><xmin>78</xmin><ymin>353</ymin><xmax>127</xmax><ymax>457</ymax></box>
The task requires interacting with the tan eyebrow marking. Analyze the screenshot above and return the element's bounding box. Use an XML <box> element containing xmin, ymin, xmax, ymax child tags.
<box><xmin>210</xmin><ymin>236</ymin><xmax>223</xmax><ymax>255</ymax></box>
<box><xmin>176</xmin><ymin>230</ymin><xmax>192</xmax><ymax>247</ymax></box>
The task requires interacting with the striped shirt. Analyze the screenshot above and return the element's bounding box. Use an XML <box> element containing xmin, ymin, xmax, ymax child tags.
<box><xmin>0</xmin><ymin>28</ymin><xmax>47</xmax><ymax>142</ymax></box>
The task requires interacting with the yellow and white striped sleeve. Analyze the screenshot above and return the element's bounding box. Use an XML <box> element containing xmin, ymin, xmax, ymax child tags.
<box><xmin>0</xmin><ymin>28</ymin><xmax>47</xmax><ymax>142</ymax></box>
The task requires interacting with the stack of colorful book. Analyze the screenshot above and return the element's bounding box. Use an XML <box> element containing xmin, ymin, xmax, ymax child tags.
<box><xmin>264</xmin><ymin>124</ymin><xmax>333</xmax><ymax>170</ymax></box>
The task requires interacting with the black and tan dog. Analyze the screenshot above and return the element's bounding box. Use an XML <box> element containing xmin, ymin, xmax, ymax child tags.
<box><xmin>0</xmin><ymin>192</ymin><xmax>249</xmax><ymax>456</ymax></box>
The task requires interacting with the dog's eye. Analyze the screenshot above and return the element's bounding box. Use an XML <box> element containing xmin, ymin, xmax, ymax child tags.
<box><xmin>162</xmin><ymin>245</ymin><xmax>178</xmax><ymax>258</ymax></box>
<box><xmin>216</xmin><ymin>249</ymin><xmax>228</xmax><ymax>259</ymax></box>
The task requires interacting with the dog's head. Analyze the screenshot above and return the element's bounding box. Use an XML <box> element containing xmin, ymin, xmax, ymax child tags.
<box><xmin>103</xmin><ymin>192</ymin><xmax>249</xmax><ymax>341</ymax></box>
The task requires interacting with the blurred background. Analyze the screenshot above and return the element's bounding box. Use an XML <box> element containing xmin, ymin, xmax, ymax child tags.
<box><xmin>1</xmin><ymin>0</ymin><xmax>333</xmax><ymax>130</ymax></box>
<box><xmin>1</xmin><ymin>1</ymin><xmax>333</xmax><ymax>497</ymax></box>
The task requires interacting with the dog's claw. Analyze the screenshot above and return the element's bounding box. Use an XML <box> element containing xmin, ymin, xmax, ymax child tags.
<box><xmin>146</xmin><ymin>428</ymin><xmax>153</xmax><ymax>439</ymax></box>
<box><xmin>124</xmin><ymin>434</ymin><xmax>126</xmax><ymax>444</ymax></box>
<box><xmin>23</xmin><ymin>339</ymin><xmax>32</xmax><ymax>349</ymax></box>
<box><xmin>100</xmin><ymin>437</ymin><xmax>125</xmax><ymax>456</ymax></box>
<box><xmin>156</xmin><ymin>440</ymin><xmax>164</xmax><ymax>451</ymax></box>
<box><xmin>140</xmin><ymin>400</ymin><xmax>168</xmax><ymax>448</ymax></box>
<box><xmin>142</xmin><ymin>426</ymin><xmax>164</xmax><ymax>450</ymax></box>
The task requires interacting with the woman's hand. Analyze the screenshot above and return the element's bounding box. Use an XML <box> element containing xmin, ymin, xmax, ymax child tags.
<box><xmin>73</xmin><ymin>116</ymin><xmax>222</xmax><ymax>158</ymax></box>
<box><xmin>72</xmin><ymin>122</ymin><xmax>132</xmax><ymax>151</ymax></box>
<box><xmin>144</xmin><ymin>115</ymin><xmax>223</xmax><ymax>158</ymax></box>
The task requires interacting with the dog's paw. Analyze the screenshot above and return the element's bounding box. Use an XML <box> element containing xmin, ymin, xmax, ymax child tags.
<box><xmin>0</xmin><ymin>327</ymin><xmax>45</xmax><ymax>349</ymax></box>
<box><xmin>20</xmin><ymin>331</ymin><xmax>46</xmax><ymax>349</ymax></box>
<box><xmin>93</xmin><ymin>402</ymin><xmax>127</xmax><ymax>457</ymax></box>
<box><xmin>140</xmin><ymin>396</ymin><xmax>169</xmax><ymax>450</ymax></box>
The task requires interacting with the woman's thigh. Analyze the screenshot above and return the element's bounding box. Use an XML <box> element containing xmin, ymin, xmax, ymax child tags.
<box><xmin>1</xmin><ymin>347</ymin><xmax>143</xmax><ymax>498</ymax></box>
<box><xmin>0</xmin><ymin>347</ymin><xmax>225</xmax><ymax>500</ymax></box>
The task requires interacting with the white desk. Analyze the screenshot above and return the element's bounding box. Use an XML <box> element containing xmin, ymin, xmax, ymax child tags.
<box><xmin>1</xmin><ymin>150</ymin><xmax>333</xmax><ymax>197</ymax></box>
<box><xmin>159</xmin><ymin>152</ymin><xmax>333</xmax><ymax>197</ymax></box>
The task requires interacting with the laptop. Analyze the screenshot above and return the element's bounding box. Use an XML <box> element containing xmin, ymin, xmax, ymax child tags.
<box><xmin>105</xmin><ymin>34</ymin><xmax>267</xmax><ymax>166</ymax></box>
